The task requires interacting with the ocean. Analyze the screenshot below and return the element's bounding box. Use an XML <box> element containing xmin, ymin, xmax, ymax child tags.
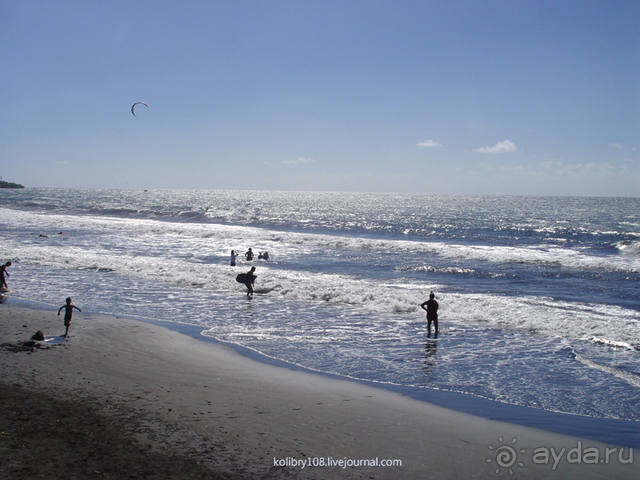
<box><xmin>1</xmin><ymin>189</ymin><xmax>639</xmax><ymax>441</ymax></box>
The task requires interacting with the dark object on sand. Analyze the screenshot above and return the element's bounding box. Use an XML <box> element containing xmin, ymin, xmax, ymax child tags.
<box><xmin>31</xmin><ymin>330</ymin><xmax>45</xmax><ymax>341</ymax></box>
<box><xmin>0</xmin><ymin>340</ymin><xmax>48</xmax><ymax>352</ymax></box>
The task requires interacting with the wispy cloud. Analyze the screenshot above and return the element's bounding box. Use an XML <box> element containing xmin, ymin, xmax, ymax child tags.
<box><xmin>416</xmin><ymin>139</ymin><xmax>442</xmax><ymax>148</ymax></box>
<box><xmin>282</xmin><ymin>156</ymin><xmax>315</xmax><ymax>165</ymax></box>
<box><xmin>475</xmin><ymin>140</ymin><xmax>517</xmax><ymax>153</ymax></box>
<box><xmin>608</xmin><ymin>143</ymin><xmax>623</xmax><ymax>150</ymax></box>
<box><xmin>540</xmin><ymin>160</ymin><xmax>630</xmax><ymax>176</ymax></box>
<box><xmin>476</xmin><ymin>158</ymin><xmax>634</xmax><ymax>177</ymax></box>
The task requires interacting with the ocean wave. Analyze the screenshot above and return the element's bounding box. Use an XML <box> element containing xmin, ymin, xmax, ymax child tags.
<box><xmin>4</xmin><ymin>188</ymin><xmax>640</xmax><ymax>241</ymax></box>
<box><xmin>396</xmin><ymin>265</ymin><xmax>478</xmax><ymax>275</ymax></box>
<box><xmin>442</xmin><ymin>293</ymin><xmax>640</xmax><ymax>348</ymax></box>
<box><xmin>615</xmin><ymin>239</ymin><xmax>640</xmax><ymax>255</ymax></box>
<box><xmin>574</xmin><ymin>352</ymin><xmax>640</xmax><ymax>389</ymax></box>
<box><xmin>2</xmin><ymin>207</ymin><xmax>639</xmax><ymax>348</ymax></box>
<box><xmin>8</xmin><ymin>206</ymin><xmax>640</xmax><ymax>275</ymax></box>
<box><xmin>590</xmin><ymin>337</ymin><xmax>638</xmax><ymax>351</ymax></box>
<box><xmin>5</xmin><ymin>240</ymin><xmax>639</xmax><ymax>350</ymax></box>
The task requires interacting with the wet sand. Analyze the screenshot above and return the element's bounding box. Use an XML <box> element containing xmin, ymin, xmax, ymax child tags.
<box><xmin>0</xmin><ymin>302</ymin><xmax>637</xmax><ymax>479</ymax></box>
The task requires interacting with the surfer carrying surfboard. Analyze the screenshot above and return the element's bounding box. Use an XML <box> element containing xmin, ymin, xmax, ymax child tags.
<box><xmin>57</xmin><ymin>297</ymin><xmax>82</xmax><ymax>338</ymax></box>
<box><xmin>236</xmin><ymin>266</ymin><xmax>257</xmax><ymax>297</ymax></box>
<box><xmin>420</xmin><ymin>292</ymin><xmax>439</xmax><ymax>336</ymax></box>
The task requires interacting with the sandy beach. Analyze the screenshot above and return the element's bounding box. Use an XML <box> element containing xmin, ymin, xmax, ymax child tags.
<box><xmin>0</xmin><ymin>302</ymin><xmax>637</xmax><ymax>479</ymax></box>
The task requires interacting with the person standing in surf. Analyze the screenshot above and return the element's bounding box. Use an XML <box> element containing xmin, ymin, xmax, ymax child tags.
<box><xmin>230</xmin><ymin>250</ymin><xmax>239</xmax><ymax>267</ymax></box>
<box><xmin>58</xmin><ymin>297</ymin><xmax>82</xmax><ymax>338</ymax></box>
<box><xmin>420</xmin><ymin>292</ymin><xmax>439</xmax><ymax>336</ymax></box>
<box><xmin>0</xmin><ymin>261</ymin><xmax>11</xmax><ymax>291</ymax></box>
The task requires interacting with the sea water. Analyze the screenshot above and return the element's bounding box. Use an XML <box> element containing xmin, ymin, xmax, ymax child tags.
<box><xmin>1</xmin><ymin>189</ymin><xmax>639</xmax><ymax>436</ymax></box>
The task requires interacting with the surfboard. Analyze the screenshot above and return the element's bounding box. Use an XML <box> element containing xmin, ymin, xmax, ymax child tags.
<box><xmin>0</xmin><ymin>287</ymin><xmax>9</xmax><ymax>293</ymax></box>
<box><xmin>44</xmin><ymin>335</ymin><xmax>67</xmax><ymax>345</ymax></box>
<box><xmin>235</xmin><ymin>273</ymin><xmax>249</xmax><ymax>283</ymax></box>
<box><xmin>236</xmin><ymin>273</ymin><xmax>257</xmax><ymax>284</ymax></box>
<box><xmin>253</xmin><ymin>287</ymin><xmax>274</xmax><ymax>294</ymax></box>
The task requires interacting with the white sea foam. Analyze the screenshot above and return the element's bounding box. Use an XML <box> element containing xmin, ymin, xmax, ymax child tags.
<box><xmin>3</xmin><ymin>208</ymin><xmax>639</xmax><ymax>350</ymax></box>
<box><xmin>615</xmin><ymin>239</ymin><xmax>640</xmax><ymax>255</ymax></box>
<box><xmin>590</xmin><ymin>337</ymin><xmax>637</xmax><ymax>350</ymax></box>
<box><xmin>3</xmin><ymin>208</ymin><xmax>639</xmax><ymax>274</ymax></box>
<box><xmin>442</xmin><ymin>293</ymin><xmax>640</xmax><ymax>348</ymax></box>
<box><xmin>574</xmin><ymin>352</ymin><xmax>640</xmax><ymax>389</ymax></box>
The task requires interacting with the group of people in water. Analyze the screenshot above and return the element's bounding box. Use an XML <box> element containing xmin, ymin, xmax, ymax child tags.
<box><xmin>226</xmin><ymin>248</ymin><xmax>441</xmax><ymax>331</ymax></box>
<box><xmin>230</xmin><ymin>248</ymin><xmax>269</xmax><ymax>298</ymax></box>
<box><xmin>2</xmin><ymin>245</ymin><xmax>440</xmax><ymax>335</ymax></box>
<box><xmin>229</xmin><ymin>248</ymin><xmax>270</xmax><ymax>267</ymax></box>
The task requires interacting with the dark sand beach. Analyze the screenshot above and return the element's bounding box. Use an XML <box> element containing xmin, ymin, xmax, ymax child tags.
<box><xmin>1</xmin><ymin>382</ymin><xmax>220</xmax><ymax>479</ymax></box>
<box><xmin>1</xmin><ymin>303</ymin><xmax>637</xmax><ymax>479</ymax></box>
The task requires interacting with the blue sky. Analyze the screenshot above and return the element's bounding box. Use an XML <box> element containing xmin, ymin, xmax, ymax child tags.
<box><xmin>1</xmin><ymin>0</ymin><xmax>638</xmax><ymax>195</ymax></box>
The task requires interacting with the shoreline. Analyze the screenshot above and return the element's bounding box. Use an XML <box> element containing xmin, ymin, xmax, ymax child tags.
<box><xmin>5</xmin><ymin>295</ymin><xmax>640</xmax><ymax>449</ymax></box>
<box><xmin>1</xmin><ymin>300</ymin><xmax>638</xmax><ymax>478</ymax></box>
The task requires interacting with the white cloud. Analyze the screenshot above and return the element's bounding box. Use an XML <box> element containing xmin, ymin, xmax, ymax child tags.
<box><xmin>282</xmin><ymin>156</ymin><xmax>315</xmax><ymax>165</ymax></box>
<box><xmin>475</xmin><ymin>139</ymin><xmax>517</xmax><ymax>153</ymax></box>
<box><xmin>608</xmin><ymin>143</ymin><xmax>623</xmax><ymax>150</ymax></box>
<box><xmin>416</xmin><ymin>139</ymin><xmax>442</xmax><ymax>148</ymax></box>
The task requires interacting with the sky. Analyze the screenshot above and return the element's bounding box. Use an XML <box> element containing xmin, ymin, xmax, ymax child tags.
<box><xmin>1</xmin><ymin>0</ymin><xmax>638</xmax><ymax>196</ymax></box>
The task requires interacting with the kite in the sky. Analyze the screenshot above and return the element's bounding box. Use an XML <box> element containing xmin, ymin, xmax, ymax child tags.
<box><xmin>131</xmin><ymin>101</ymin><xmax>149</xmax><ymax>116</ymax></box>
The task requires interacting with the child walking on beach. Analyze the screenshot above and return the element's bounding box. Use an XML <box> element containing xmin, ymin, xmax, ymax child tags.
<box><xmin>58</xmin><ymin>297</ymin><xmax>81</xmax><ymax>338</ymax></box>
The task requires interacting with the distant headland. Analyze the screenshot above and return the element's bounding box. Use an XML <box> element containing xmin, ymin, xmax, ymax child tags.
<box><xmin>0</xmin><ymin>180</ymin><xmax>25</xmax><ymax>189</ymax></box>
